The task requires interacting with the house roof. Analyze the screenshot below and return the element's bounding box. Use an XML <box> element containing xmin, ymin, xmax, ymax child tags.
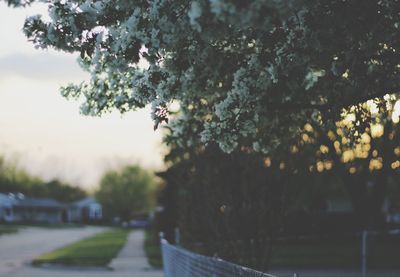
<box><xmin>14</xmin><ymin>197</ymin><xmax>64</xmax><ymax>208</ymax></box>
<box><xmin>1</xmin><ymin>193</ymin><xmax>99</xmax><ymax>209</ymax></box>
<box><xmin>71</xmin><ymin>197</ymin><xmax>99</xmax><ymax>208</ymax></box>
<box><xmin>0</xmin><ymin>193</ymin><xmax>14</xmax><ymax>205</ymax></box>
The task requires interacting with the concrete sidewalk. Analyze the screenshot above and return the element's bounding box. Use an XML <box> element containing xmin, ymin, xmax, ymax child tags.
<box><xmin>109</xmin><ymin>230</ymin><xmax>164</xmax><ymax>277</ymax></box>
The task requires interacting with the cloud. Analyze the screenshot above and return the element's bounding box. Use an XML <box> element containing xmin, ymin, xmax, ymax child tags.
<box><xmin>0</xmin><ymin>52</ymin><xmax>88</xmax><ymax>81</ymax></box>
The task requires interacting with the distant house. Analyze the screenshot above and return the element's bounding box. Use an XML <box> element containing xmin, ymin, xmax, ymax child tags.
<box><xmin>382</xmin><ymin>198</ymin><xmax>400</xmax><ymax>225</ymax></box>
<box><xmin>0</xmin><ymin>193</ymin><xmax>66</xmax><ymax>224</ymax></box>
<box><xmin>68</xmin><ymin>197</ymin><xmax>102</xmax><ymax>223</ymax></box>
<box><xmin>325</xmin><ymin>198</ymin><xmax>353</xmax><ymax>213</ymax></box>
<box><xmin>0</xmin><ymin>193</ymin><xmax>103</xmax><ymax>224</ymax></box>
<box><xmin>0</xmin><ymin>193</ymin><xmax>14</xmax><ymax>222</ymax></box>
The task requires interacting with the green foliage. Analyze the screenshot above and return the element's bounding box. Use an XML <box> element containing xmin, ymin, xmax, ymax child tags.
<box><xmin>0</xmin><ymin>157</ymin><xmax>86</xmax><ymax>202</ymax></box>
<box><xmin>43</xmin><ymin>180</ymin><xmax>87</xmax><ymax>202</ymax></box>
<box><xmin>157</xmin><ymin>115</ymin><xmax>399</xmax><ymax>269</ymax></box>
<box><xmin>32</xmin><ymin>229</ymin><xmax>129</xmax><ymax>266</ymax></box>
<box><xmin>159</xmin><ymin>145</ymin><xmax>287</xmax><ymax>271</ymax></box>
<box><xmin>144</xmin><ymin>228</ymin><xmax>163</xmax><ymax>268</ymax></box>
<box><xmin>96</xmin><ymin>165</ymin><xmax>159</xmax><ymax>220</ymax></box>
<box><xmin>271</xmin><ymin>235</ymin><xmax>400</xmax><ymax>269</ymax></box>
<box><xmin>293</xmin><ymin>118</ymin><xmax>400</xmax><ymax>229</ymax></box>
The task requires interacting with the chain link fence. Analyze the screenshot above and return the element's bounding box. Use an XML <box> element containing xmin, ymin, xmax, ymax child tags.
<box><xmin>160</xmin><ymin>234</ymin><xmax>276</xmax><ymax>277</ymax></box>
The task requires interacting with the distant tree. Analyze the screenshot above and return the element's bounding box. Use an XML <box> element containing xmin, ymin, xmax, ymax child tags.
<box><xmin>43</xmin><ymin>179</ymin><xmax>87</xmax><ymax>202</ymax></box>
<box><xmin>0</xmin><ymin>156</ymin><xmax>86</xmax><ymax>202</ymax></box>
<box><xmin>96</xmin><ymin>165</ymin><xmax>158</xmax><ymax>220</ymax></box>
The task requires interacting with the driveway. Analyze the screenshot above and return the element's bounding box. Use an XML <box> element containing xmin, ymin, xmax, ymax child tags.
<box><xmin>0</xmin><ymin>226</ymin><xmax>108</xmax><ymax>277</ymax></box>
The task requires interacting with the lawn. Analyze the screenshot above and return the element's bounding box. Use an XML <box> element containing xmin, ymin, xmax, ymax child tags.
<box><xmin>11</xmin><ymin>223</ymin><xmax>84</xmax><ymax>229</ymax></box>
<box><xmin>32</xmin><ymin>228</ymin><xmax>130</xmax><ymax>267</ymax></box>
<box><xmin>270</xmin><ymin>234</ymin><xmax>400</xmax><ymax>269</ymax></box>
<box><xmin>0</xmin><ymin>224</ymin><xmax>18</xmax><ymax>236</ymax></box>
<box><xmin>144</xmin><ymin>229</ymin><xmax>163</xmax><ymax>268</ymax></box>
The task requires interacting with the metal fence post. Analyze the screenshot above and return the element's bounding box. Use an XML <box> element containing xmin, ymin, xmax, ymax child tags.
<box><xmin>174</xmin><ymin>227</ymin><xmax>180</xmax><ymax>245</ymax></box>
<box><xmin>361</xmin><ymin>230</ymin><xmax>367</xmax><ymax>277</ymax></box>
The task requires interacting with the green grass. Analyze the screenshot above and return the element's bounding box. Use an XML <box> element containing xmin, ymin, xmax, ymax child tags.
<box><xmin>144</xmin><ymin>229</ymin><xmax>163</xmax><ymax>268</ymax></box>
<box><xmin>0</xmin><ymin>224</ymin><xmax>18</xmax><ymax>236</ymax></box>
<box><xmin>32</xmin><ymin>228</ymin><xmax>130</xmax><ymax>267</ymax></box>
<box><xmin>6</xmin><ymin>222</ymin><xmax>84</xmax><ymax>229</ymax></box>
<box><xmin>270</xmin><ymin>235</ymin><xmax>400</xmax><ymax>269</ymax></box>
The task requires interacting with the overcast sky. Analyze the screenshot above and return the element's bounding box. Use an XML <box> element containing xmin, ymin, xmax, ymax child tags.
<box><xmin>0</xmin><ymin>3</ymin><xmax>164</xmax><ymax>190</ymax></box>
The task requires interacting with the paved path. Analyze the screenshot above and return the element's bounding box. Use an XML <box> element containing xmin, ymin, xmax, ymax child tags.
<box><xmin>109</xmin><ymin>230</ymin><xmax>164</xmax><ymax>277</ymax></box>
<box><xmin>0</xmin><ymin>227</ymin><xmax>163</xmax><ymax>277</ymax></box>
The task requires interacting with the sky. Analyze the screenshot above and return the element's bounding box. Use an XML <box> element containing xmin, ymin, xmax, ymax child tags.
<box><xmin>0</xmin><ymin>3</ymin><xmax>164</xmax><ymax>190</ymax></box>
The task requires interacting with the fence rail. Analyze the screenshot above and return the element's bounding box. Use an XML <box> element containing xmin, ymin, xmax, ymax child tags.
<box><xmin>160</xmin><ymin>234</ymin><xmax>276</xmax><ymax>277</ymax></box>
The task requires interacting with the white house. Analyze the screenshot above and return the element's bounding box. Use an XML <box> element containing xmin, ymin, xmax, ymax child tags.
<box><xmin>1</xmin><ymin>193</ymin><xmax>102</xmax><ymax>224</ymax></box>
<box><xmin>0</xmin><ymin>193</ymin><xmax>14</xmax><ymax>222</ymax></box>
<box><xmin>68</xmin><ymin>197</ymin><xmax>102</xmax><ymax>223</ymax></box>
<box><xmin>0</xmin><ymin>193</ymin><xmax>66</xmax><ymax>223</ymax></box>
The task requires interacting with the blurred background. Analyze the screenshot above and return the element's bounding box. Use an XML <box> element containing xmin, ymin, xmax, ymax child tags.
<box><xmin>1</xmin><ymin>2</ymin><xmax>400</xmax><ymax>277</ymax></box>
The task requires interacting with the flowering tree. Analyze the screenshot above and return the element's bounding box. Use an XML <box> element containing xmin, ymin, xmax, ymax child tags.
<box><xmin>6</xmin><ymin>0</ymin><xmax>400</xmax><ymax>152</ymax></box>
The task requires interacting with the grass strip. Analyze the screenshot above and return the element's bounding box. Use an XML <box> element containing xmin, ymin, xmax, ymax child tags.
<box><xmin>144</xmin><ymin>229</ymin><xmax>163</xmax><ymax>268</ymax></box>
<box><xmin>0</xmin><ymin>225</ymin><xmax>18</xmax><ymax>236</ymax></box>
<box><xmin>270</xmin><ymin>235</ymin><xmax>400</xmax><ymax>269</ymax></box>
<box><xmin>9</xmin><ymin>223</ymin><xmax>84</xmax><ymax>229</ymax></box>
<box><xmin>32</xmin><ymin>228</ymin><xmax>129</xmax><ymax>267</ymax></box>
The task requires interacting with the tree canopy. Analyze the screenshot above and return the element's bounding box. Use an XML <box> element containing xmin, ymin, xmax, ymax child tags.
<box><xmin>5</xmin><ymin>0</ymin><xmax>400</xmax><ymax>152</ymax></box>
<box><xmin>95</xmin><ymin>165</ymin><xmax>158</xmax><ymax>220</ymax></box>
<box><xmin>0</xmin><ymin>156</ymin><xmax>86</xmax><ymax>202</ymax></box>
